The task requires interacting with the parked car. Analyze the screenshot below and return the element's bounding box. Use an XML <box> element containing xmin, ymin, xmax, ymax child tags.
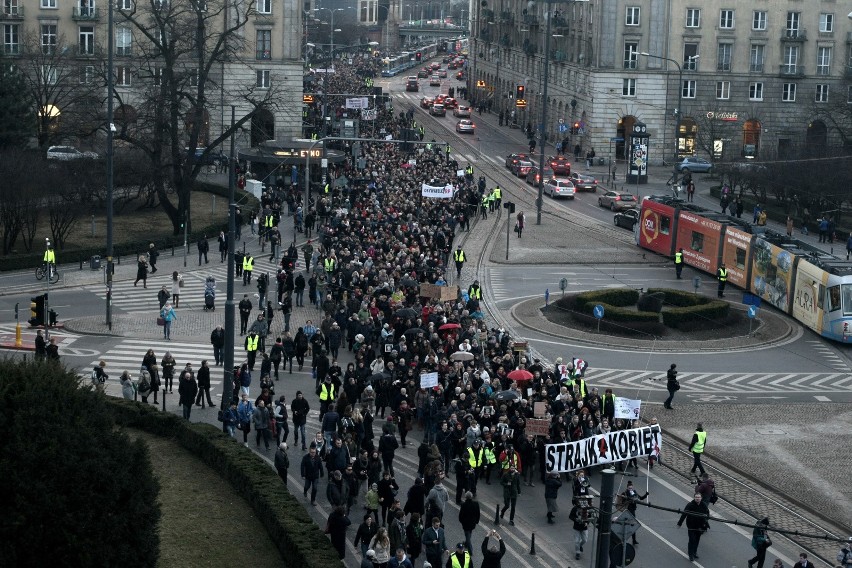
<box><xmin>456</xmin><ymin>119</ymin><xmax>475</xmax><ymax>133</ymax></box>
<box><xmin>430</xmin><ymin>75</ymin><xmax>441</xmax><ymax>86</ymax></box>
<box><xmin>430</xmin><ymin>103</ymin><xmax>446</xmax><ymax>116</ymax></box>
<box><xmin>569</xmin><ymin>172</ymin><xmax>597</xmax><ymax>192</ymax></box>
<box><xmin>453</xmin><ymin>104</ymin><xmax>471</xmax><ymax>118</ymax></box>
<box><xmin>47</xmin><ymin>145</ymin><xmax>99</xmax><ymax>161</ymax></box>
<box><xmin>676</xmin><ymin>156</ymin><xmax>713</xmax><ymax>173</ymax></box>
<box><xmin>598</xmin><ymin>190</ymin><xmax>637</xmax><ymax>211</ymax></box>
<box><xmin>526</xmin><ymin>165</ymin><xmax>555</xmax><ymax>186</ymax></box>
<box><xmin>543</xmin><ymin>178</ymin><xmax>576</xmax><ymax>199</ymax></box>
<box><xmin>405</xmin><ymin>77</ymin><xmax>419</xmax><ymax>92</ymax></box>
<box><xmin>548</xmin><ymin>155</ymin><xmax>572</xmax><ymax>175</ymax></box>
<box><xmin>420</xmin><ymin>96</ymin><xmax>434</xmax><ymax>109</ymax></box>
<box><xmin>614</xmin><ymin>209</ymin><xmax>640</xmax><ymax>230</ymax></box>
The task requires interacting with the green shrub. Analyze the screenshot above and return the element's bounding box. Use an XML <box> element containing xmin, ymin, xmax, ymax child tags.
<box><xmin>574</xmin><ymin>288</ymin><xmax>639</xmax><ymax>311</ymax></box>
<box><xmin>662</xmin><ymin>300</ymin><xmax>730</xmax><ymax>328</ymax></box>
<box><xmin>0</xmin><ymin>361</ymin><xmax>160</xmax><ymax>567</ymax></box>
<box><xmin>107</xmin><ymin>399</ymin><xmax>340</xmax><ymax>568</ymax></box>
<box><xmin>647</xmin><ymin>288</ymin><xmax>709</xmax><ymax>307</ymax></box>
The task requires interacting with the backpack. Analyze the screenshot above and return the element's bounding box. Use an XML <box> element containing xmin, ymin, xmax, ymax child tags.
<box><xmin>709</xmin><ymin>489</ymin><xmax>718</xmax><ymax>504</ymax></box>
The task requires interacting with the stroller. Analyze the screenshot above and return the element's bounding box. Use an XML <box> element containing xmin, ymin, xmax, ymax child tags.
<box><xmin>203</xmin><ymin>276</ymin><xmax>216</xmax><ymax>311</ymax></box>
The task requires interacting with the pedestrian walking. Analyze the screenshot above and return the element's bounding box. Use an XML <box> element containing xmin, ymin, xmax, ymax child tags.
<box><xmin>178</xmin><ymin>365</ymin><xmax>198</xmax><ymax>420</ymax></box>
<box><xmin>544</xmin><ymin>471</ymin><xmax>562</xmax><ymax>524</ymax></box>
<box><xmin>120</xmin><ymin>370</ymin><xmax>135</xmax><ymax>400</ymax></box>
<box><xmin>160</xmin><ymin>302</ymin><xmax>176</xmax><ymax>340</ymax></box>
<box><xmin>664</xmin><ymin>363</ymin><xmax>679</xmax><ymax>409</ymax></box>
<box><xmin>676</xmin><ymin>492</ymin><xmax>710</xmax><ymax>562</ymax></box>
<box><xmin>619</xmin><ymin>481</ymin><xmax>648</xmax><ymax>545</ymax></box>
<box><xmin>274</xmin><ymin>442</ymin><xmax>289</xmax><ymax>485</ymax></box>
<box><xmin>195</xmin><ymin>360</ymin><xmax>214</xmax><ymax>408</ymax></box>
<box><xmin>197</xmin><ymin>235</ymin><xmax>209</xmax><ymax>264</ymax></box>
<box><xmin>837</xmin><ymin>539</ymin><xmax>852</xmax><ymax>568</ymax></box>
<box><xmin>157</xmin><ymin>286</ymin><xmax>170</xmax><ymax>309</ymax></box>
<box><xmin>499</xmin><ymin>465</ymin><xmax>521</xmax><ymax>525</ymax></box>
<box><xmin>273</xmin><ymin>395</ymin><xmax>289</xmax><ymax>445</ymax></box>
<box><xmin>688</xmin><ymin>422</ymin><xmax>707</xmax><ymax>475</ymax></box>
<box><xmin>674</xmin><ymin>248</ymin><xmax>684</xmax><ymax>279</ymax></box>
<box><xmin>252</xmin><ymin>399</ymin><xmax>272</xmax><ymax>450</ymax></box>
<box><xmin>515</xmin><ymin>211</ymin><xmax>525</xmax><ymax>238</ymax></box>
<box><xmin>355</xmin><ymin>514</ymin><xmax>378</xmax><ymax>558</ymax></box>
<box><xmin>846</xmin><ymin>235</ymin><xmax>852</xmax><ymax>260</ymax></box>
<box><xmin>210</xmin><ymin>325</ymin><xmax>225</xmax><ymax>365</ymax></box>
<box><xmin>34</xmin><ymin>329</ymin><xmax>46</xmax><ymax>360</ymax></box>
<box><xmin>237</xmin><ymin>393</ymin><xmax>254</xmax><ymax>445</ymax></box>
<box><xmin>686</xmin><ymin>180</ymin><xmax>695</xmax><ymax>202</ymax></box>
<box><xmin>134</xmin><ymin>254</ymin><xmax>149</xmax><ymax>288</ymax></box>
<box><xmin>794</xmin><ymin>552</ymin><xmax>814</xmax><ymax>568</ymax></box>
<box><xmin>160</xmin><ymin>351</ymin><xmax>175</xmax><ymax>392</ymax></box>
<box><xmin>569</xmin><ymin>496</ymin><xmax>591</xmax><ymax>560</ymax></box>
<box><xmin>301</xmin><ymin>442</ymin><xmax>325</xmax><ymax>504</ymax></box>
<box><xmin>453</xmin><ymin>245</ymin><xmax>466</xmax><ymax>279</ymax></box>
<box><xmin>458</xmin><ymin>492</ymin><xmax>480</xmax><ymax>556</ymax></box>
<box><xmin>171</xmin><ymin>271</ymin><xmax>182</xmax><ymax>308</ymax></box>
<box><xmin>90</xmin><ymin>360</ymin><xmax>108</xmax><ymax>393</ymax></box>
<box><xmin>748</xmin><ymin>517</ymin><xmax>772</xmax><ymax>568</ymax></box>
<box><xmin>421</xmin><ymin>516</ymin><xmax>446</xmax><ymax>568</ymax></box>
<box><xmin>716</xmin><ymin>262</ymin><xmax>728</xmax><ymax>298</ymax></box>
<box><xmin>327</xmin><ymin>506</ymin><xmax>352</xmax><ymax>560</ymax></box>
<box><xmin>218</xmin><ymin>230</ymin><xmax>227</xmax><ymax>262</ymax></box>
<box><xmin>148</xmin><ymin>243</ymin><xmax>159</xmax><ymax>273</ymax></box>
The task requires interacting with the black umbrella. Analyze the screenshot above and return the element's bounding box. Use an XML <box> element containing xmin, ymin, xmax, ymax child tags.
<box><xmin>400</xmin><ymin>277</ymin><xmax>418</xmax><ymax>288</ymax></box>
<box><xmin>396</xmin><ymin>308</ymin><xmax>418</xmax><ymax>319</ymax></box>
<box><xmin>368</xmin><ymin>372</ymin><xmax>390</xmax><ymax>384</ymax></box>
<box><xmin>494</xmin><ymin>390</ymin><xmax>520</xmax><ymax>402</ymax></box>
<box><xmin>404</xmin><ymin>327</ymin><xmax>426</xmax><ymax>338</ymax></box>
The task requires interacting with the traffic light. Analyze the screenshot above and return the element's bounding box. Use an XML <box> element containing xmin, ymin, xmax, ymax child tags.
<box><xmin>503</xmin><ymin>201</ymin><xmax>516</xmax><ymax>214</ymax></box>
<box><xmin>29</xmin><ymin>294</ymin><xmax>46</xmax><ymax>326</ymax></box>
<box><xmin>572</xmin><ymin>121</ymin><xmax>580</xmax><ymax>135</ymax></box>
<box><xmin>515</xmin><ymin>85</ymin><xmax>525</xmax><ymax>101</ymax></box>
<box><xmin>416</xmin><ymin>52</ymin><xmax>422</xmax><ymax>62</ymax></box>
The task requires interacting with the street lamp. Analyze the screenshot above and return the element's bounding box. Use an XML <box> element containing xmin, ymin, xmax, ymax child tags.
<box><xmin>377</xmin><ymin>4</ymin><xmax>392</xmax><ymax>51</ymax></box>
<box><xmin>314</xmin><ymin>7</ymin><xmax>346</xmax><ymax>55</ymax></box>
<box><xmin>640</xmin><ymin>52</ymin><xmax>699</xmax><ymax>169</ymax></box>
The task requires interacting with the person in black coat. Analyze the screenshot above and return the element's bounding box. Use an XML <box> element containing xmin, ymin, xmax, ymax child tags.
<box><xmin>677</xmin><ymin>493</ymin><xmax>710</xmax><ymax>562</ymax></box>
<box><xmin>353</xmin><ymin>513</ymin><xmax>378</xmax><ymax>558</ymax></box>
<box><xmin>479</xmin><ymin>532</ymin><xmax>506</xmax><ymax>568</ymax></box>
<box><xmin>195</xmin><ymin>360</ymin><xmax>214</xmax><ymax>407</ymax></box>
<box><xmin>664</xmin><ymin>363</ymin><xmax>679</xmax><ymax>409</ymax></box>
<box><xmin>178</xmin><ymin>369</ymin><xmax>198</xmax><ymax>420</ymax></box>
<box><xmin>377</xmin><ymin>470</ymin><xmax>399</xmax><ymax>526</ymax></box>
<box><xmin>326</xmin><ymin>506</ymin><xmax>351</xmax><ymax>560</ymax></box>
<box><xmin>458</xmin><ymin>492</ymin><xmax>481</xmax><ymax>557</ymax></box>
<box><xmin>210</xmin><ymin>325</ymin><xmax>225</xmax><ymax>366</ymax></box>
<box><xmin>404</xmin><ymin>477</ymin><xmax>426</xmax><ymax>517</ymax></box>
<box><xmin>619</xmin><ymin>481</ymin><xmax>648</xmax><ymax>544</ymax></box>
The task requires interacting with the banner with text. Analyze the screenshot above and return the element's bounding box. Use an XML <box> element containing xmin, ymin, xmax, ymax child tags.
<box><xmin>613</xmin><ymin>397</ymin><xmax>642</xmax><ymax>419</ymax></box>
<box><xmin>545</xmin><ymin>425</ymin><xmax>662</xmax><ymax>473</ymax></box>
<box><xmin>345</xmin><ymin>97</ymin><xmax>369</xmax><ymax>109</ymax></box>
<box><xmin>421</xmin><ymin>183</ymin><xmax>455</xmax><ymax>199</ymax></box>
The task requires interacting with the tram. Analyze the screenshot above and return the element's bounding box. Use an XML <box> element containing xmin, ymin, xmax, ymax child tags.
<box><xmin>637</xmin><ymin>196</ymin><xmax>852</xmax><ymax>343</ymax></box>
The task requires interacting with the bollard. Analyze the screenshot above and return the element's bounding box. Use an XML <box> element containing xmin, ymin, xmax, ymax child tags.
<box><xmin>172</xmin><ymin>245</ymin><xmax>175</xmax><ymax>256</ymax></box>
<box><xmin>91</xmin><ymin>215</ymin><xmax>95</xmax><ymax>237</ymax></box>
<box><xmin>529</xmin><ymin>533</ymin><xmax>536</xmax><ymax>555</ymax></box>
<box><xmin>79</xmin><ymin>256</ymin><xmax>84</xmax><ymax>270</ymax></box>
<box><xmin>162</xmin><ymin>390</ymin><xmax>166</xmax><ymax>412</ymax></box>
<box><xmin>545</xmin><ymin>288</ymin><xmax>549</xmax><ymax>307</ymax></box>
<box><xmin>494</xmin><ymin>503</ymin><xmax>500</xmax><ymax>526</ymax></box>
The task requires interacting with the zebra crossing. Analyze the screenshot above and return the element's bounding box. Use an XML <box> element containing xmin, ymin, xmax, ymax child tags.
<box><xmin>803</xmin><ymin>339</ymin><xmax>849</xmax><ymax>371</ymax></box>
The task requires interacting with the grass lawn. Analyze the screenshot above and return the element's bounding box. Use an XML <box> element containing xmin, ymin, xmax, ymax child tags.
<box><xmin>128</xmin><ymin>429</ymin><xmax>284</xmax><ymax>567</ymax></box>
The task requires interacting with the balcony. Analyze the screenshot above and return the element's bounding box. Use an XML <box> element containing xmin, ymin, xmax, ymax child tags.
<box><xmin>0</xmin><ymin>6</ymin><xmax>24</xmax><ymax>19</ymax></box>
<box><xmin>778</xmin><ymin>64</ymin><xmax>804</xmax><ymax>77</ymax></box>
<box><xmin>74</xmin><ymin>45</ymin><xmax>102</xmax><ymax>57</ymax></box>
<box><xmin>781</xmin><ymin>28</ymin><xmax>806</xmax><ymax>42</ymax></box>
<box><xmin>72</xmin><ymin>7</ymin><xmax>100</xmax><ymax>20</ymax></box>
<box><xmin>749</xmin><ymin>62</ymin><xmax>764</xmax><ymax>73</ymax></box>
<box><xmin>0</xmin><ymin>44</ymin><xmax>21</xmax><ymax>55</ymax></box>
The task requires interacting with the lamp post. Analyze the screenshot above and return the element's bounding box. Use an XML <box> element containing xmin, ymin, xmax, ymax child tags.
<box><xmin>377</xmin><ymin>4</ymin><xmax>391</xmax><ymax>51</ymax></box>
<box><xmin>534</xmin><ymin>3</ymin><xmax>555</xmax><ymax>225</ymax></box>
<box><xmin>314</xmin><ymin>7</ymin><xmax>345</xmax><ymax>56</ymax></box>
<box><xmin>639</xmin><ymin>52</ymin><xmax>699</xmax><ymax>169</ymax></box>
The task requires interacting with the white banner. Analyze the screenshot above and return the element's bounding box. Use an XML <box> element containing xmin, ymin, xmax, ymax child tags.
<box><xmin>362</xmin><ymin>108</ymin><xmax>377</xmax><ymax>120</ymax></box>
<box><xmin>346</xmin><ymin>97</ymin><xmax>369</xmax><ymax>109</ymax></box>
<box><xmin>545</xmin><ymin>425</ymin><xmax>662</xmax><ymax>473</ymax></box>
<box><xmin>420</xmin><ymin>372</ymin><xmax>439</xmax><ymax>388</ymax></box>
<box><xmin>421</xmin><ymin>183</ymin><xmax>455</xmax><ymax>199</ymax></box>
<box><xmin>614</xmin><ymin>397</ymin><xmax>642</xmax><ymax>419</ymax></box>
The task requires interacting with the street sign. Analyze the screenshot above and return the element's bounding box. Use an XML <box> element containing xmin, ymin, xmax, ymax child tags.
<box><xmin>610</xmin><ymin>137</ymin><xmax>624</xmax><ymax>142</ymax></box>
<box><xmin>559</xmin><ymin>124</ymin><xmax>568</xmax><ymax>133</ymax></box>
<box><xmin>633</xmin><ymin>158</ymin><xmax>645</xmax><ymax>168</ymax></box>
<box><xmin>559</xmin><ymin>118</ymin><xmax>565</xmax><ymax>124</ymax></box>
<box><xmin>612</xmin><ymin>510</ymin><xmax>639</xmax><ymax>540</ymax></box>
<box><xmin>559</xmin><ymin>278</ymin><xmax>568</xmax><ymax>291</ymax></box>
<box><xmin>593</xmin><ymin>304</ymin><xmax>604</xmax><ymax>319</ymax></box>
<box><xmin>747</xmin><ymin>305</ymin><xmax>759</xmax><ymax>319</ymax></box>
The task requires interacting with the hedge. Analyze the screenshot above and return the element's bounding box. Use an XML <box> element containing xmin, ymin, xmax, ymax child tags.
<box><xmin>662</xmin><ymin>301</ymin><xmax>730</xmax><ymax>328</ymax></box>
<box><xmin>574</xmin><ymin>288</ymin><xmax>639</xmax><ymax>311</ymax></box>
<box><xmin>106</xmin><ymin>399</ymin><xmax>340</xmax><ymax>568</ymax></box>
<box><xmin>0</xmin><ymin>182</ymin><xmax>258</xmax><ymax>272</ymax></box>
<box><xmin>646</xmin><ymin>288</ymin><xmax>709</xmax><ymax>307</ymax></box>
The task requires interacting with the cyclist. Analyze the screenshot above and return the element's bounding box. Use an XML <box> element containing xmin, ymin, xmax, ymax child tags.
<box><xmin>43</xmin><ymin>244</ymin><xmax>56</xmax><ymax>279</ymax></box>
<box><xmin>529</xmin><ymin>139</ymin><xmax>537</xmax><ymax>154</ymax></box>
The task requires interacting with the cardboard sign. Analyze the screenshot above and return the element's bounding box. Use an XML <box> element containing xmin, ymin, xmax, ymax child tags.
<box><xmin>533</xmin><ymin>402</ymin><xmax>547</xmax><ymax>418</ymax></box>
<box><xmin>526</xmin><ymin>418</ymin><xmax>550</xmax><ymax>437</ymax></box>
<box><xmin>419</xmin><ymin>282</ymin><xmax>442</xmax><ymax>299</ymax></box>
<box><xmin>420</xmin><ymin>372</ymin><xmax>439</xmax><ymax>388</ymax></box>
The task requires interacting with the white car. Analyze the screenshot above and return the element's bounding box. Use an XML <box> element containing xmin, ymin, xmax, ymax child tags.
<box><xmin>47</xmin><ymin>145</ymin><xmax>99</xmax><ymax>161</ymax></box>
<box><xmin>453</xmin><ymin>105</ymin><xmax>471</xmax><ymax>118</ymax></box>
<box><xmin>456</xmin><ymin>119</ymin><xmax>475</xmax><ymax>133</ymax></box>
<box><xmin>543</xmin><ymin>178</ymin><xmax>576</xmax><ymax>199</ymax></box>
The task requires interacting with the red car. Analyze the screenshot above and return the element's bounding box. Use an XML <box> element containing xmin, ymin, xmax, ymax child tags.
<box><xmin>548</xmin><ymin>155</ymin><xmax>572</xmax><ymax>175</ymax></box>
<box><xmin>456</xmin><ymin>70</ymin><xmax>465</xmax><ymax>80</ymax></box>
<box><xmin>442</xmin><ymin>97</ymin><xmax>457</xmax><ymax>109</ymax></box>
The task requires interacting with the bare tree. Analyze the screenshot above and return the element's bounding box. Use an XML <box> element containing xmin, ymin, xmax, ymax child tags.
<box><xmin>113</xmin><ymin>0</ymin><xmax>282</xmax><ymax>235</ymax></box>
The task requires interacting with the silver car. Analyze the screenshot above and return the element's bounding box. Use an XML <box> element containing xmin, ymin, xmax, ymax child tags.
<box><xmin>598</xmin><ymin>190</ymin><xmax>637</xmax><ymax>211</ymax></box>
<box><xmin>47</xmin><ymin>146</ymin><xmax>99</xmax><ymax>161</ymax></box>
<box><xmin>676</xmin><ymin>156</ymin><xmax>713</xmax><ymax>173</ymax></box>
<box><xmin>543</xmin><ymin>178</ymin><xmax>576</xmax><ymax>199</ymax></box>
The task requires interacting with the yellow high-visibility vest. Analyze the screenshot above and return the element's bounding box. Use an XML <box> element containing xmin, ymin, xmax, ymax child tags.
<box><xmin>243</xmin><ymin>256</ymin><xmax>254</xmax><ymax>271</ymax></box>
<box><xmin>469</xmin><ymin>285</ymin><xmax>481</xmax><ymax>300</ymax></box>
<box><xmin>246</xmin><ymin>335</ymin><xmax>259</xmax><ymax>351</ymax></box>
<box><xmin>451</xmin><ymin>552</ymin><xmax>471</xmax><ymax>568</ymax></box>
<box><xmin>44</xmin><ymin>250</ymin><xmax>56</xmax><ymax>263</ymax></box>
<box><xmin>675</xmin><ymin>252</ymin><xmax>683</xmax><ymax>264</ymax></box>
<box><xmin>319</xmin><ymin>383</ymin><xmax>335</xmax><ymax>401</ymax></box>
<box><xmin>454</xmin><ymin>250</ymin><xmax>466</xmax><ymax>263</ymax></box>
<box><xmin>264</xmin><ymin>215</ymin><xmax>274</xmax><ymax>228</ymax></box>
<box><xmin>717</xmin><ymin>268</ymin><xmax>727</xmax><ymax>282</ymax></box>
<box><xmin>324</xmin><ymin>258</ymin><xmax>335</xmax><ymax>272</ymax></box>
<box><xmin>493</xmin><ymin>187</ymin><xmax>501</xmax><ymax>199</ymax></box>
<box><xmin>693</xmin><ymin>431</ymin><xmax>706</xmax><ymax>453</ymax></box>
<box><xmin>467</xmin><ymin>446</ymin><xmax>483</xmax><ymax>468</ymax></box>
<box><xmin>483</xmin><ymin>447</ymin><xmax>496</xmax><ymax>464</ymax></box>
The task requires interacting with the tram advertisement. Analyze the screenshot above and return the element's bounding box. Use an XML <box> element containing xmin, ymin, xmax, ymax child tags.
<box><xmin>791</xmin><ymin>259</ymin><xmax>828</xmax><ymax>333</ymax></box>
<box><xmin>750</xmin><ymin>237</ymin><xmax>794</xmax><ymax>312</ymax></box>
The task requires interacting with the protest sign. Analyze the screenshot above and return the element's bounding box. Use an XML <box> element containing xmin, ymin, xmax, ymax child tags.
<box><xmin>614</xmin><ymin>397</ymin><xmax>642</xmax><ymax>419</ymax></box>
<box><xmin>526</xmin><ymin>418</ymin><xmax>550</xmax><ymax>437</ymax></box>
<box><xmin>420</xmin><ymin>372</ymin><xmax>439</xmax><ymax>388</ymax></box>
<box><xmin>421</xmin><ymin>183</ymin><xmax>455</xmax><ymax>199</ymax></box>
<box><xmin>545</xmin><ymin>425</ymin><xmax>662</xmax><ymax>473</ymax></box>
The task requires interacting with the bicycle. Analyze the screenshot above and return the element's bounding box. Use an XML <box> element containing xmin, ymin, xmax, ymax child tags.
<box><xmin>35</xmin><ymin>263</ymin><xmax>60</xmax><ymax>283</ymax></box>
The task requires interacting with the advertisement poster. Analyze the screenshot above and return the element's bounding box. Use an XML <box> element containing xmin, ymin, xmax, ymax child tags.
<box><xmin>720</xmin><ymin>226</ymin><xmax>752</xmax><ymax>288</ymax></box>
<box><xmin>791</xmin><ymin>259</ymin><xmax>828</xmax><ymax>333</ymax></box>
<box><xmin>750</xmin><ymin>238</ymin><xmax>794</xmax><ymax>312</ymax></box>
<box><xmin>675</xmin><ymin>212</ymin><xmax>723</xmax><ymax>273</ymax></box>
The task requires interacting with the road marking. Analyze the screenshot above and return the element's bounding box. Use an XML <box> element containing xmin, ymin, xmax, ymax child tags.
<box><xmin>813</xmin><ymin>395</ymin><xmax>831</xmax><ymax>402</ymax></box>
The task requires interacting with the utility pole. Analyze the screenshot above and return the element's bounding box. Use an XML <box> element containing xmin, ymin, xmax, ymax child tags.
<box><xmin>595</xmin><ymin>469</ymin><xmax>615</xmax><ymax>568</ymax></box>
<box><xmin>221</xmin><ymin>106</ymin><xmax>237</xmax><ymax>428</ymax></box>
<box><xmin>105</xmin><ymin>0</ymin><xmax>115</xmax><ymax>329</ymax></box>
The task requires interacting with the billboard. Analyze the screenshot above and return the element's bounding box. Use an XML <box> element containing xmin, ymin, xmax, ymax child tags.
<box><xmin>791</xmin><ymin>259</ymin><xmax>828</xmax><ymax>333</ymax></box>
<box><xmin>675</xmin><ymin>212</ymin><xmax>724</xmax><ymax>273</ymax></box>
<box><xmin>749</xmin><ymin>238</ymin><xmax>794</xmax><ymax>312</ymax></box>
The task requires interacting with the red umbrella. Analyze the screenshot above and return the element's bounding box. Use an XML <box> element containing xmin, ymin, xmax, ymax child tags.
<box><xmin>507</xmin><ymin>369</ymin><xmax>533</xmax><ymax>381</ymax></box>
<box><xmin>439</xmin><ymin>323</ymin><xmax>461</xmax><ymax>331</ymax></box>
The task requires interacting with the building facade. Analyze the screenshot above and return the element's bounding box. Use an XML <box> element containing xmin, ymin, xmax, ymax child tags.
<box><xmin>469</xmin><ymin>0</ymin><xmax>852</xmax><ymax>165</ymax></box>
<box><xmin>0</xmin><ymin>0</ymin><xmax>303</xmax><ymax>149</ymax></box>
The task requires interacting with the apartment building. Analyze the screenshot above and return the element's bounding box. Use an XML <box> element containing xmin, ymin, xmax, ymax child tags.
<box><xmin>469</xmin><ymin>0</ymin><xmax>852</xmax><ymax>165</ymax></box>
<box><xmin>0</xmin><ymin>0</ymin><xmax>303</xmax><ymax>148</ymax></box>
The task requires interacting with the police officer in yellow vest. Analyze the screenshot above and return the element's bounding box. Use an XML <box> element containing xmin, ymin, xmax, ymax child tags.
<box><xmin>245</xmin><ymin>331</ymin><xmax>259</xmax><ymax>371</ymax></box>
<box><xmin>242</xmin><ymin>253</ymin><xmax>254</xmax><ymax>285</ymax></box>
<box><xmin>465</xmin><ymin>164</ymin><xmax>474</xmax><ymax>180</ymax></box>
<box><xmin>716</xmin><ymin>263</ymin><xmax>727</xmax><ymax>298</ymax></box>
<box><xmin>468</xmin><ymin>280</ymin><xmax>482</xmax><ymax>301</ymax></box>
<box><xmin>453</xmin><ymin>245</ymin><xmax>466</xmax><ymax>278</ymax></box>
<box><xmin>675</xmin><ymin>248</ymin><xmax>684</xmax><ymax>279</ymax></box>
<box><xmin>482</xmin><ymin>440</ymin><xmax>497</xmax><ymax>483</ymax></box>
<box><xmin>323</xmin><ymin>182</ymin><xmax>330</xmax><ymax>195</ymax></box>
<box><xmin>323</xmin><ymin>256</ymin><xmax>336</xmax><ymax>275</ymax></box>
<box><xmin>688</xmin><ymin>423</ymin><xmax>707</xmax><ymax>475</ymax></box>
<box><xmin>467</xmin><ymin>439</ymin><xmax>485</xmax><ymax>484</ymax></box>
<box><xmin>445</xmin><ymin>144</ymin><xmax>451</xmax><ymax>163</ymax></box>
<box><xmin>449</xmin><ymin>542</ymin><xmax>471</xmax><ymax>568</ymax></box>
<box><xmin>318</xmin><ymin>375</ymin><xmax>335</xmax><ymax>417</ymax></box>
<box><xmin>487</xmin><ymin>188</ymin><xmax>496</xmax><ymax>212</ymax></box>
<box><xmin>493</xmin><ymin>185</ymin><xmax>502</xmax><ymax>210</ymax></box>
<box><xmin>480</xmin><ymin>193</ymin><xmax>489</xmax><ymax>219</ymax></box>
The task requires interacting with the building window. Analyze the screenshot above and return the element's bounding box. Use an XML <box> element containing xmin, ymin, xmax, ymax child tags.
<box><xmin>116</xmin><ymin>26</ymin><xmax>131</xmax><ymax>56</ymax></box>
<box><xmin>749</xmin><ymin>44</ymin><xmax>764</xmax><ymax>72</ymax></box>
<box><xmin>749</xmin><ymin>82</ymin><xmax>763</xmax><ymax>101</ymax></box>
<box><xmin>819</xmin><ymin>13</ymin><xmax>833</xmax><ymax>33</ymax></box>
<box><xmin>782</xmin><ymin>83</ymin><xmax>796</xmax><ymax>102</ymax></box>
<box><xmin>847</xmin><ymin>86</ymin><xmax>852</xmax><ymax>104</ymax></box>
<box><xmin>42</xmin><ymin>65</ymin><xmax>57</xmax><ymax>84</ymax></box>
<box><xmin>817</xmin><ymin>47</ymin><xmax>831</xmax><ymax>76</ymax></box>
<box><xmin>3</xmin><ymin>23</ymin><xmax>20</xmax><ymax>55</ymax></box>
<box><xmin>115</xmin><ymin>65</ymin><xmax>131</xmax><ymax>86</ymax></box>
<box><xmin>41</xmin><ymin>0</ymin><xmax>57</xmax><ymax>8</ymax></box>
<box><xmin>188</xmin><ymin>68</ymin><xmax>198</xmax><ymax>87</ymax></box>
<box><xmin>256</xmin><ymin>0</ymin><xmax>271</xmax><ymax>13</ymax></box>
<box><xmin>683</xmin><ymin>43</ymin><xmax>698</xmax><ymax>70</ymax></box>
<box><xmin>685</xmin><ymin>8</ymin><xmax>700</xmax><ymax>28</ymax></box>
<box><xmin>682</xmin><ymin>79</ymin><xmax>696</xmax><ymax>98</ymax></box>
<box><xmin>79</xmin><ymin>65</ymin><xmax>94</xmax><ymax>84</ymax></box>
<box><xmin>152</xmin><ymin>66</ymin><xmax>161</xmax><ymax>86</ymax></box>
<box><xmin>719</xmin><ymin>9</ymin><xmax>734</xmax><ymax>29</ymax></box>
<box><xmin>256</xmin><ymin>29</ymin><xmax>271</xmax><ymax>59</ymax></box>
<box><xmin>119</xmin><ymin>0</ymin><xmax>133</xmax><ymax>10</ymax></box>
<box><xmin>622</xmin><ymin>78</ymin><xmax>636</xmax><ymax>97</ymax></box>
<box><xmin>752</xmin><ymin>11</ymin><xmax>766</xmax><ymax>31</ymax></box>
<box><xmin>256</xmin><ymin>69</ymin><xmax>270</xmax><ymax>88</ymax></box>
<box><xmin>625</xmin><ymin>6</ymin><xmax>640</xmax><ymax>26</ymax></box>
<box><xmin>716</xmin><ymin>81</ymin><xmax>730</xmax><ymax>100</ymax></box>
<box><xmin>786</xmin><ymin>12</ymin><xmax>800</xmax><ymax>38</ymax></box>
<box><xmin>815</xmin><ymin>84</ymin><xmax>829</xmax><ymax>103</ymax></box>
<box><xmin>41</xmin><ymin>24</ymin><xmax>57</xmax><ymax>55</ymax></box>
<box><xmin>3</xmin><ymin>0</ymin><xmax>21</xmax><ymax>15</ymax></box>
<box><xmin>623</xmin><ymin>42</ymin><xmax>637</xmax><ymax>69</ymax></box>
<box><xmin>717</xmin><ymin>44</ymin><xmax>732</xmax><ymax>71</ymax></box>
<box><xmin>78</xmin><ymin>25</ymin><xmax>94</xmax><ymax>55</ymax></box>
<box><xmin>783</xmin><ymin>45</ymin><xmax>798</xmax><ymax>74</ymax></box>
